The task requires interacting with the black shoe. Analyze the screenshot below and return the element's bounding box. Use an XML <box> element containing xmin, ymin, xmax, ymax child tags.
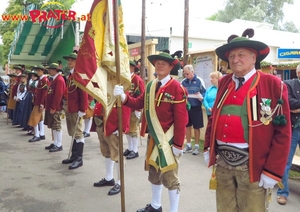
<box><xmin>62</xmin><ymin>157</ymin><xmax>76</xmax><ymax>164</ymax></box>
<box><xmin>137</xmin><ymin>204</ymin><xmax>162</xmax><ymax>212</ymax></box>
<box><xmin>83</xmin><ymin>132</ymin><xmax>90</xmax><ymax>138</ymax></box>
<box><xmin>40</xmin><ymin>135</ymin><xmax>46</xmax><ymax>140</ymax></box>
<box><xmin>123</xmin><ymin>149</ymin><xmax>131</xmax><ymax>156</ymax></box>
<box><xmin>26</xmin><ymin>131</ymin><xmax>34</xmax><ymax>136</ymax></box>
<box><xmin>49</xmin><ymin>145</ymin><xmax>63</xmax><ymax>152</ymax></box>
<box><xmin>127</xmin><ymin>151</ymin><xmax>139</xmax><ymax>160</ymax></box>
<box><xmin>45</xmin><ymin>143</ymin><xmax>55</xmax><ymax>150</ymax></box>
<box><xmin>108</xmin><ymin>184</ymin><xmax>121</xmax><ymax>195</ymax></box>
<box><xmin>29</xmin><ymin>136</ymin><xmax>41</xmax><ymax>142</ymax></box>
<box><xmin>22</xmin><ymin>128</ymin><xmax>28</xmax><ymax>131</ymax></box>
<box><xmin>94</xmin><ymin>178</ymin><xmax>115</xmax><ymax>187</ymax></box>
<box><xmin>69</xmin><ymin>157</ymin><xmax>83</xmax><ymax>170</ymax></box>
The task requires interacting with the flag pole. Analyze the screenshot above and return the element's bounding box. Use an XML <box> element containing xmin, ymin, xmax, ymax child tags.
<box><xmin>113</xmin><ymin>0</ymin><xmax>126</xmax><ymax>211</ymax></box>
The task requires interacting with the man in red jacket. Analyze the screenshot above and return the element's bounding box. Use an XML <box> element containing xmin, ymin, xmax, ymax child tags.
<box><xmin>61</xmin><ymin>52</ymin><xmax>88</xmax><ymax>170</ymax></box>
<box><xmin>44</xmin><ymin>63</ymin><xmax>66</xmax><ymax>152</ymax></box>
<box><xmin>123</xmin><ymin>61</ymin><xmax>145</xmax><ymax>160</ymax></box>
<box><xmin>114</xmin><ymin>52</ymin><xmax>188</xmax><ymax>212</ymax></box>
<box><xmin>28</xmin><ymin>65</ymin><xmax>49</xmax><ymax>143</ymax></box>
<box><xmin>204</xmin><ymin>29</ymin><xmax>291</xmax><ymax>212</ymax></box>
<box><xmin>93</xmin><ymin>102</ymin><xmax>130</xmax><ymax>195</ymax></box>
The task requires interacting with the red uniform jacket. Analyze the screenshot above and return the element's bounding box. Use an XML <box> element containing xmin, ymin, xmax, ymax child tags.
<box><xmin>129</xmin><ymin>74</ymin><xmax>145</xmax><ymax>112</ymax></box>
<box><xmin>124</xmin><ymin>78</ymin><xmax>188</xmax><ymax>149</ymax></box>
<box><xmin>46</xmin><ymin>74</ymin><xmax>66</xmax><ymax>111</ymax></box>
<box><xmin>11</xmin><ymin>77</ymin><xmax>20</xmax><ymax>98</ymax></box>
<box><xmin>204</xmin><ymin>71</ymin><xmax>291</xmax><ymax>182</ymax></box>
<box><xmin>66</xmin><ymin>73</ymin><xmax>88</xmax><ymax>113</ymax></box>
<box><xmin>34</xmin><ymin>76</ymin><xmax>49</xmax><ymax>106</ymax></box>
<box><xmin>94</xmin><ymin>102</ymin><xmax>131</xmax><ymax>136</ymax></box>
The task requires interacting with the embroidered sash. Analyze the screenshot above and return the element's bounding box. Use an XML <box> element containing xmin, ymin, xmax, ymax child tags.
<box><xmin>144</xmin><ymin>80</ymin><xmax>177</xmax><ymax>173</ymax></box>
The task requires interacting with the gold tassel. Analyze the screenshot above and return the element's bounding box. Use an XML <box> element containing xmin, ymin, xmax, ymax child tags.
<box><xmin>277</xmin><ymin>181</ymin><xmax>284</xmax><ymax>189</ymax></box>
<box><xmin>209</xmin><ymin>165</ymin><xmax>217</xmax><ymax>190</ymax></box>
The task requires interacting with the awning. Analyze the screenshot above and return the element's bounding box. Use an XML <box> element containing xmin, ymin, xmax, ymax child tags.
<box><xmin>8</xmin><ymin>4</ymin><xmax>75</xmax><ymax>65</ymax></box>
<box><xmin>8</xmin><ymin>21</ymin><xmax>73</xmax><ymax>65</ymax></box>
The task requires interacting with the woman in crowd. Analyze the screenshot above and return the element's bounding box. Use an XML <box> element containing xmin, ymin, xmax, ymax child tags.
<box><xmin>203</xmin><ymin>71</ymin><xmax>223</xmax><ymax>119</ymax></box>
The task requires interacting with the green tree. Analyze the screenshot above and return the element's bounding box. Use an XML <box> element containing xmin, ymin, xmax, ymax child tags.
<box><xmin>0</xmin><ymin>45</ymin><xmax>4</xmax><ymax>66</ymax></box>
<box><xmin>281</xmin><ymin>21</ymin><xmax>299</xmax><ymax>33</ymax></box>
<box><xmin>211</xmin><ymin>0</ymin><xmax>298</xmax><ymax>32</ymax></box>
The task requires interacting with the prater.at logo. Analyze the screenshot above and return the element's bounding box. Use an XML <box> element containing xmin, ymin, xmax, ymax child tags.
<box><xmin>1</xmin><ymin>1</ymin><xmax>91</xmax><ymax>29</ymax></box>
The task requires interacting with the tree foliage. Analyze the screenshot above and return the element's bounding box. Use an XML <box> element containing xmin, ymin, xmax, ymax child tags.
<box><xmin>210</xmin><ymin>0</ymin><xmax>298</xmax><ymax>32</ymax></box>
<box><xmin>0</xmin><ymin>0</ymin><xmax>78</xmax><ymax>66</ymax></box>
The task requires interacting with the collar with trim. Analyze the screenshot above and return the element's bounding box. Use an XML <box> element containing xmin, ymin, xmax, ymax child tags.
<box><xmin>158</xmin><ymin>75</ymin><xmax>171</xmax><ymax>87</ymax></box>
<box><xmin>53</xmin><ymin>73</ymin><xmax>60</xmax><ymax>81</ymax></box>
<box><xmin>232</xmin><ymin>68</ymin><xmax>256</xmax><ymax>89</ymax></box>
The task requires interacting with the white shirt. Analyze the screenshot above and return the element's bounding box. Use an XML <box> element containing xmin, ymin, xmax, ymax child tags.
<box><xmin>232</xmin><ymin>68</ymin><xmax>256</xmax><ymax>90</ymax></box>
<box><xmin>158</xmin><ymin>75</ymin><xmax>171</xmax><ymax>87</ymax></box>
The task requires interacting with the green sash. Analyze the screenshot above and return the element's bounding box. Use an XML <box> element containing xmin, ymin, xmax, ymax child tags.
<box><xmin>144</xmin><ymin>80</ymin><xmax>177</xmax><ymax>173</ymax></box>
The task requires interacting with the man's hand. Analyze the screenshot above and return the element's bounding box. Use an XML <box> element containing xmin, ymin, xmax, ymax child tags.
<box><xmin>203</xmin><ymin>150</ymin><xmax>210</xmax><ymax>166</ymax></box>
<box><xmin>78</xmin><ymin>111</ymin><xmax>86</xmax><ymax>118</ymax></box>
<box><xmin>134</xmin><ymin>111</ymin><xmax>141</xmax><ymax>119</ymax></box>
<box><xmin>172</xmin><ymin>146</ymin><xmax>183</xmax><ymax>157</ymax></box>
<box><xmin>39</xmin><ymin>104</ymin><xmax>44</xmax><ymax>112</ymax></box>
<box><xmin>112</xmin><ymin>129</ymin><xmax>119</xmax><ymax>137</ymax></box>
<box><xmin>258</xmin><ymin>173</ymin><xmax>278</xmax><ymax>189</ymax></box>
<box><xmin>196</xmin><ymin>92</ymin><xmax>203</xmax><ymax>101</ymax></box>
<box><xmin>113</xmin><ymin>85</ymin><xmax>126</xmax><ymax>102</ymax></box>
<box><xmin>50</xmin><ymin>108</ymin><xmax>56</xmax><ymax>114</ymax></box>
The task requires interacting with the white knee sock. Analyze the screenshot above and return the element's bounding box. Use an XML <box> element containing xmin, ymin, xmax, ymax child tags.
<box><xmin>52</xmin><ymin>129</ymin><xmax>57</xmax><ymax>146</ymax></box>
<box><xmin>132</xmin><ymin>137</ymin><xmax>138</xmax><ymax>153</ymax></box>
<box><xmin>169</xmin><ymin>189</ymin><xmax>180</xmax><ymax>212</ymax></box>
<box><xmin>33</xmin><ymin>125</ymin><xmax>39</xmax><ymax>137</ymax></box>
<box><xmin>84</xmin><ymin>118</ymin><xmax>92</xmax><ymax>133</ymax></box>
<box><xmin>126</xmin><ymin>134</ymin><xmax>132</xmax><ymax>151</ymax></box>
<box><xmin>105</xmin><ymin>158</ymin><xmax>115</xmax><ymax>181</ymax></box>
<box><xmin>76</xmin><ymin>138</ymin><xmax>84</xmax><ymax>143</ymax></box>
<box><xmin>38</xmin><ymin>121</ymin><xmax>45</xmax><ymax>136</ymax></box>
<box><xmin>151</xmin><ymin>184</ymin><xmax>163</xmax><ymax>209</ymax></box>
<box><xmin>54</xmin><ymin>130</ymin><xmax>62</xmax><ymax>147</ymax></box>
<box><xmin>115</xmin><ymin>162</ymin><xmax>120</xmax><ymax>185</ymax></box>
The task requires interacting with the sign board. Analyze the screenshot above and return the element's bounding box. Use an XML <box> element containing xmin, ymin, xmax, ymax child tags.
<box><xmin>188</xmin><ymin>42</ymin><xmax>192</xmax><ymax>49</ymax></box>
<box><xmin>277</xmin><ymin>48</ymin><xmax>300</xmax><ymax>59</ymax></box>
<box><xmin>192</xmin><ymin>53</ymin><xmax>215</xmax><ymax>88</ymax></box>
<box><xmin>130</xmin><ymin>48</ymin><xmax>140</xmax><ymax>56</ymax></box>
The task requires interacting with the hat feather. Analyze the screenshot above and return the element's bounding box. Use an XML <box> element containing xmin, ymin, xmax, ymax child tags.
<box><xmin>227</xmin><ymin>34</ymin><xmax>238</xmax><ymax>43</ymax></box>
<box><xmin>242</xmin><ymin>28</ymin><xmax>254</xmax><ymax>38</ymax></box>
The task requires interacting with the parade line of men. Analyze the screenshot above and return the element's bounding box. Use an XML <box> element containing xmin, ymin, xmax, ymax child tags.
<box><xmin>5</xmin><ymin>51</ymin><xmax>144</xmax><ymax>193</ymax></box>
<box><xmin>4</xmin><ymin>37</ymin><xmax>295</xmax><ymax>211</ymax></box>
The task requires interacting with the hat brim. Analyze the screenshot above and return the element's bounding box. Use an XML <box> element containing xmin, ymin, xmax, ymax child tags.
<box><xmin>148</xmin><ymin>55</ymin><xmax>180</xmax><ymax>75</ymax></box>
<box><xmin>215</xmin><ymin>40</ymin><xmax>269</xmax><ymax>63</ymax></box>
<box><xmin>47</xmin><ymin>67</ymin><xmax>62</xmax><ymax>72</ymax></box>
<box><xmin>148</xmin><ymin>55</ymin><xmax>175</xmax><ymax>66</ymax></box>
<box><xmin>31</xmin><ymin>67</ymin><xmax>46</xmax><ymax>71</ymax></box>
<box><xmin>7</xmin><ymin>74</ymin><xmax>16</xmax><ymax>77</ymax></box>
<box><xmin>63</xmin><ymin>56</ymin><xmax>76</xmax><ymax>60</ymax></box>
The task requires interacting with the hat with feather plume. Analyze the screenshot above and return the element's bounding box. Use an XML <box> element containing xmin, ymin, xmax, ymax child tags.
<box><xmin>215</xmin><ymin>28</ymin><xmax>270</xmax><ymax>64</ymax></box>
